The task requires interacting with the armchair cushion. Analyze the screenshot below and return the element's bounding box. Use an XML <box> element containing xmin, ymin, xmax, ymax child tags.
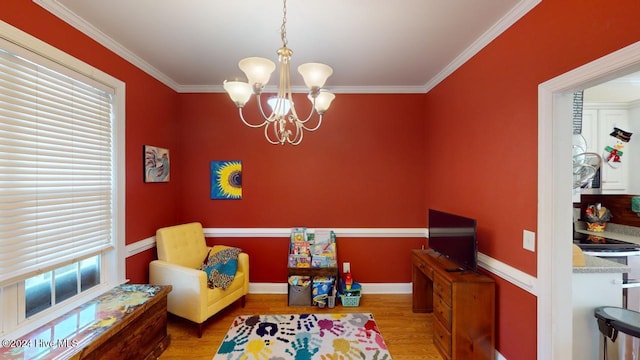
<box><xmin>156</xmin><ymin>222</ymin><xmax>209</xmax><ymax>269</ymax></box>
<box><xmin>199</xmin><ymin>246</ymin><xmax>242</xmax><ymax>290</ymax></box>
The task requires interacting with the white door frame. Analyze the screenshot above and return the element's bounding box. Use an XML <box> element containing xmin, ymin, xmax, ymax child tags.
<box><xmin>538</xmin><ymin>41</ymin><xmax>640</xmax><ymax>359</ymax></box>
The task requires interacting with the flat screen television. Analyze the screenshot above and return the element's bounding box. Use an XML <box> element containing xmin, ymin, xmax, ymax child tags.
<box><xmin>428</xmin><ymin>209</ymin><xmax>478</xmax><ymax>272</ymax></box>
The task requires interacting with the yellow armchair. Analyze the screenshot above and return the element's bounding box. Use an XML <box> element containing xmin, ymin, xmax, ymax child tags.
<box><xmin>149</xmin><ymin>222</ymin><xmax>249</xmax><ymax>337</ymax></box>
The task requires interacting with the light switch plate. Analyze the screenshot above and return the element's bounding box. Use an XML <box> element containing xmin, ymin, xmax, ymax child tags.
<box><xmin>343</xmin><ymin>262</ymin><xmax>351</xmax><ymax>273</ymax></box>
<box><xmin>523</xmin><ymin>230</ymin><xmax>536</xmax><ymax>252</ymax></box>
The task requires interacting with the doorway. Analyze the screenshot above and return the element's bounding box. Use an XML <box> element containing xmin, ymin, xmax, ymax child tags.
<box><xmin>540</xmin><ymin>41</ymin><xmax>640</xmax><ymax>359</ymax></box>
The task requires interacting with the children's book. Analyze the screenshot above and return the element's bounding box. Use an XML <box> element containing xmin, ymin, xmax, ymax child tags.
<box><xmin>290</xmin><ymin>241</ymin><xmax>310</xmax><ymax>255</ymax></box>
<box><xmin>290</xmin><ymin>227</ymin><xmax>307</xmax><ymax>242</ymax></box>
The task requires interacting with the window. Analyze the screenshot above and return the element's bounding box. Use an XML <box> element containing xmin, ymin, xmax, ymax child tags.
<box><xmin>25</xmin><ymin>256</ymin><xmax>100</xmax><ymax>318</ymax></box>
<box><xmin>0</xmin><ymin>22</ymin><xmax>125</xmax><ymax>337</ymax></box>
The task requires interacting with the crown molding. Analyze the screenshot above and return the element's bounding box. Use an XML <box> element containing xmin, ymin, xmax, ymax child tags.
<box><xmin>584</xmin><ymin>101</ymin><xmax>640</xmax><ymax>110</ymax></box>
<box><xmin>177</xmin><ymin>84</ymin><xmax>430</xmax><ymax>94</ymax></box>
<box><xmin>33</xmin><ymin>0</ymin><xmax>180</xmax><ymax>90</ymax></box>
<box><xmin>33</xmin><ymin>0</ymin><xmax>429</xmax><ymax>94</ymax></box>
<box><xmin>424</xmin><ymin>0</ymin><xmax>541</xmax><ymax>92</ymax></box>
<box><xmin>34</xmin><ymin>0</ymin><xmax>540</xmax><ymax>95</ymax></box>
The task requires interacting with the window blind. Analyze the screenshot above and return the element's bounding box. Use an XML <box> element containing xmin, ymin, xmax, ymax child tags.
<box><xmin>0</xmin><ymin>48</ymin><xmax>114</xmax><ymax>285</ymax></box>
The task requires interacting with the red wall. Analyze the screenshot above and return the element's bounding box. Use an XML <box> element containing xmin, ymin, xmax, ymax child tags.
<box><xmin>176</xmin><ymin>93</ymin><xmax>426</xmax><ymax>227</ymax></box>
<box><xmin>425</xmin><ymin>1</ymin><xmax>640</xmax><ymax>358</ymax></box>
<box><xmin>176</xmin><ymin>93</ymin><xmax>427</xmax><ymax>282</ymax></box>
<box><xmin>0</xmin><ymin>2</ymin><xmax>182</xmax><ymax>283</ymax></box>
<box><xmin>5</xmin><ymin>1</ymin><xmax>640</xmax><ymax>358</ymax></box>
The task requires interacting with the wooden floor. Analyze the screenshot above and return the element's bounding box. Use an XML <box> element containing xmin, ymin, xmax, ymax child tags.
<box><xmin>160</xmin><ymin>293</ymin><xmax>443</xmax><ymax>360</ymax></box>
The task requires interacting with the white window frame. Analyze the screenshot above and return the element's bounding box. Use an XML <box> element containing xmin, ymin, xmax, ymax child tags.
<box><xmin>0</xmin><ymin>20</ymin><xmax>125</xmax><ymax>339</ymax></box>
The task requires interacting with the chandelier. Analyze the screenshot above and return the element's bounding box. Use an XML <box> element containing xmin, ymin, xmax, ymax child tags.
<box><xmin>223</xmin><ymin>0</ymin><xmax>335</xmax><ymax>145</ymax></box>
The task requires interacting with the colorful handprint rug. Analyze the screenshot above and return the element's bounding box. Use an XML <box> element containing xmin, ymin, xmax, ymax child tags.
<box><xmin>212</xmin><ymin>313</ymin><xmax>392</xmax><ymax>360</ymax></box>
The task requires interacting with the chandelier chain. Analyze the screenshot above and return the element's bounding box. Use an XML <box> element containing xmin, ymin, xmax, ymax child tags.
<box><xmin>280</xmin><ymin>0</ymin><xmax>288</xmax><ymax>47</ymax></box>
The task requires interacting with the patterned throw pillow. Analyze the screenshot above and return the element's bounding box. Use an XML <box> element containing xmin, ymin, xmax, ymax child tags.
<box><xmin>199</xmin><ymin>247</ymin><xmax>242</xmax><ymax>290</ymax></box>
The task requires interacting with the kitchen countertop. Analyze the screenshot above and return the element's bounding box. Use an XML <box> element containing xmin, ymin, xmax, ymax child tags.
<box><xmin>572</xmin><ymin>221</ymin><xmax>640</xmax><ymax>273</ymax></box>
<box><xmin>573</xmin><ymin>254</ymin><xmax>629</xmax><ymax>273</ymax></box>
<box><xmin>575</xmin><ymin>221</ymin><xmax>640</xmax><ymax>244</ymax></box>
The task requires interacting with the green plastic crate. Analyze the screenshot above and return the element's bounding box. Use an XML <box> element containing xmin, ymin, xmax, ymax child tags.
<box><xmin>340</xmin><ymin>293</ymin><xmax>361</xmax><ymax>307</ymax></box>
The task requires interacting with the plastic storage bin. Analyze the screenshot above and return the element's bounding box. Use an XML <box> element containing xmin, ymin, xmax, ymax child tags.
<box><xmin>340</xmin><ymin>293</ymin><xmax>361</xmax><ymax>307</ymax></box>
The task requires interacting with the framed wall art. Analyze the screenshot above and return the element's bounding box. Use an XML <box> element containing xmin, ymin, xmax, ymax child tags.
<box><xmin>210</xmin><ymin>160</ymin><xmax>242</xmax><ymax>199</ymax></box>
<box><xmin>144</xmin><ymin>145</ymin><xmax>170</xmax><ymax>183</ymax></box>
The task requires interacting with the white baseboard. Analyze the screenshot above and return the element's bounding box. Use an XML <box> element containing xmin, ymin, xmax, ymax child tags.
<box><xmin>249</xmin><ymin>282</ymin><xmax>287</xmax><ymax>294</ymax></box>
<box><xmin>249</xmin><ymin>282</ymin><xmax>412</xmax><ymax>294</ymax></box>
<box><xmin>358</xmin><ymin>282</ymin><xmax>412</xmax><ymax>294</ymax></box>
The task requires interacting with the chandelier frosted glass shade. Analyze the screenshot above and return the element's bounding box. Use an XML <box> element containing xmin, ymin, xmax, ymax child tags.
<box><xmin>310</xmin><ymin>91</ymin><xmax>335</xmax><ymax>114</ymax></box>
<box><xmin>222</xmin><ymin>0</ymin><xmax>335</xmax><ymax>146</ymax></box>
<box><xmin>222</xmin><ymin>81</ymin><xmax>252</xmax><ymax>107</ymax></box>
<box><xmin>239</xmin><ymin>57</ymin><xmax>276</xmax><ymax>90</ymax></box>
<box><xmin>298</xmin><ymin>63</ymin><xmax>333</xmax><ymax>89</ymax></box>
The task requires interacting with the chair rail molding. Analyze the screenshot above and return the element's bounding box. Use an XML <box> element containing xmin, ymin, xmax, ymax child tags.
<box><xmin>128</xmin><ymin>227</ymin><xmax>536</xmax><ymax>297</ymax></box>
<box><xmin>203</xmin><ymin>227</ymin><xmax>428</xmax><ymax>238</ymax></box>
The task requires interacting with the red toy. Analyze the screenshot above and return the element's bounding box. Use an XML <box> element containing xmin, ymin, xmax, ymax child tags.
<box><xmin>345</xmin><ymin>272</ymin><xmax>353</xmax><ymax>290</ymax></box>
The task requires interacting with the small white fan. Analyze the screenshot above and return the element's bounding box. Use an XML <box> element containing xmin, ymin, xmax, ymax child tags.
<box><xmin>572</xmin><ymin>134</ymin><xmax>602</xmax><ymax>189</ymax></box>
<box><xmin>573</xmin><ymin>152</ymin><xmax>601</xmax><ymax>189</ymax></box>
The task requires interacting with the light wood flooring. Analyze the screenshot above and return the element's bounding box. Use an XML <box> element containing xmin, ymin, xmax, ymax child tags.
<box><xmin>160</xmin><ymin>293</ymin><xmax>442</xmax><ymax>360</ymax></box>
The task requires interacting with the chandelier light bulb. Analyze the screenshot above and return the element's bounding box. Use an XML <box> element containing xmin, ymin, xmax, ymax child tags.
<box><xmin>267</xmin><ymin>97</ymin><xmax>292</xmax><ymax>116</ymax></box>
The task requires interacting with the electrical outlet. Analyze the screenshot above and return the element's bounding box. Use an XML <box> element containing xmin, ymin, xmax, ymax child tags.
<box><xmin>523</xmin><ymin>230</ymin><xmax>536</xmax><ymax>252</ymax></box>
<box><xmin>343</xmin><ymin>262</ymin><xmax>351</xmax><ymax>273</ymax></box>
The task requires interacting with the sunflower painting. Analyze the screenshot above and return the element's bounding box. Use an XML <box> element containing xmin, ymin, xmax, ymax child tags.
<box><xmin>210</xmin><ymin>161</ymin><xmax>242</xmax><ymax>200</ymax></box>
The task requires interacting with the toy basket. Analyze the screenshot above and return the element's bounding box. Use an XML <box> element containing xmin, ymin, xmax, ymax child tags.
<box><xmin>340</xmin><ymin>293</ymin><xmax>361</xmax><ymax>307</ymax></box>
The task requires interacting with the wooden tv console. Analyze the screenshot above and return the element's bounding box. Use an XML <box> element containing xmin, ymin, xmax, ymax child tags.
<box><xmin>412</xmin><ymin>249</ymin><xmax>495</xmax><ymax>360</ymax></box>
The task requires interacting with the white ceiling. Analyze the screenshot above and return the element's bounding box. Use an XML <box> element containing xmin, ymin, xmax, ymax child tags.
<box><xmin>584</xmin><ymin>71</ymin><xmax>640</xmax><ymax>103</ymax></box>
<box><xmin>35</xmin><ymin>0</ymin><xmax>540</xmax><ymax>94</ymax></box>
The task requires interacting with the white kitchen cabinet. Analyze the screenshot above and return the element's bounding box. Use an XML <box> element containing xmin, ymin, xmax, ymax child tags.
<box><xmin>581</xmin><ymin>109</ymin><xmax>599</xmax><ymax>153</ymax></box>
<box><xmin>580</xmin><ymin>106</ymin><xmax>630</xmax><ymax>193</ymax></box>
